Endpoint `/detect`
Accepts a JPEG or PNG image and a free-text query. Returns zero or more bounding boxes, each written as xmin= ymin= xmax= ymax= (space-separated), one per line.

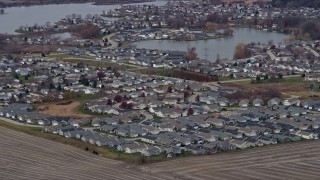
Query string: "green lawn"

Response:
xmin=56 ymin=58 xmax=134 ymax=71
xmin=78 ymin=93 xmax=98 ymax=102
xmin=277 ymin=76 xmax=305 ymax=84
xmin=250 ymin=76 xmax=305 ymax=85
xmin=218 ymin=76 xmax=234 ymax=81
xmin=50 ymin=54 xmax=165 ymax=73
xmin=18 ymin=74 xmax=34 ymax=82
xmin=48 ymin=54 xmax=95 ymax=60
xmin=228 ymin=76 xmax=305 ymax=86
xmin=0 ymin=120 xmax=43 ymax=135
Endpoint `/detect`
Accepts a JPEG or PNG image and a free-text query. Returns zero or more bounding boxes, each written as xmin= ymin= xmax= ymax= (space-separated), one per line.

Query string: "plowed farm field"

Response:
xmin=1 ymin=126 xmax=320 ymax=180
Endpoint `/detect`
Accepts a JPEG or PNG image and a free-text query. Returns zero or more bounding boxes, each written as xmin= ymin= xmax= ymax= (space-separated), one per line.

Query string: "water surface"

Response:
xmin=133 ymin=28 xmax=289 ymax=61
xmin=0 ymin=0 xmax=168 ymax=34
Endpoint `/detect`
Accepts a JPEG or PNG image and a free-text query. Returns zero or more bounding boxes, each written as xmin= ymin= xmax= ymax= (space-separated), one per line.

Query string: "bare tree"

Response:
xmin=234 ymin=43 xmax=251 ymax=59
xmin=184 ymin=47 xmax=198 ymax=61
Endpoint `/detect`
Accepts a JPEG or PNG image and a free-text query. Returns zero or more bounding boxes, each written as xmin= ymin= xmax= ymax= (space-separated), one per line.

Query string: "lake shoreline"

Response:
xmin=0 ymin=0 xmax=155 ymax=8
xmin=132 ymin=28 xmax=289 ymax=61
xmin=0 ymin=1 xmax=168 ymax=34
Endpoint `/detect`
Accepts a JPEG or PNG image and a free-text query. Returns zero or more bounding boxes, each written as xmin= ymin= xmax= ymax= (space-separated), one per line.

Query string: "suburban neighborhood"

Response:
xmin=3 ymin=0 xmax=320 ymax=179
xmin=1 ymin=0 xmax=320 ymax=164
xmin=1 ymin=54 xmax=320 ymax=158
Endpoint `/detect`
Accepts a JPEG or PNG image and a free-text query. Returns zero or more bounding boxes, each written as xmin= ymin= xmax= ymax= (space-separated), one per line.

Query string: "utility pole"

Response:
xmin=42 ymin=30 xmax=46 ymax=57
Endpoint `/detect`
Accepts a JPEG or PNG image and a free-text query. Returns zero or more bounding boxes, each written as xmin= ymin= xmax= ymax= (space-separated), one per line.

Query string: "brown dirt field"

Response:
xmin=226 ymin=82 xmax=308 ymax=92
xmin=142 ymin=140 xmax=320 ymax=180
xmin=2 ymin=126 xmax=320 ymax=180
xmin=224 ymin=80 xmax=320 ymax=99
xmin=36 ymin=101 xmax=91 ymax=118
xmin=284 ymin=91 xmax=320 ymax=100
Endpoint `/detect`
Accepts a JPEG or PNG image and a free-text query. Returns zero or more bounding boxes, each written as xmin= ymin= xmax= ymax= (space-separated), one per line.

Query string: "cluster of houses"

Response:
xmin=7 ymin=0 xmax=320 ymax=83
xmin=54 ymin=34 xmax=320 ymax=81
xmin=3 ymin=94 xmax=320 ymax=156
xmin=2 ymin=0 xmax=320 ymax=158
xmin=57 ymin=45 xmax=190 ymax=68
xmin=104 ymin=1 xmax=320 ymax=32
xmin=182 ymin=40 xmax=320 ymax=79
xmin=59 ymin=96 xmax=320 ymax=152
xmin=56 ymin=39 xmax=320 ymax=81
xmin=44 ymin=125 xmax=163 ymax=156
xmin=112 ymin=28 xmax=216 ymax=42
xmin=2 ymin=55 xmax=320 ymax=157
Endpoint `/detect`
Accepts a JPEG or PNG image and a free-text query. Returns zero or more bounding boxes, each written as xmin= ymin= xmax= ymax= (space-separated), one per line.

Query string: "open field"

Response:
xmin=45 ymin=55 xmax=135 ymax=71
xmin=2 ymin=125 xmax=320 ymax=180
xmin=35 ymin=93 xmax=110 ymax=118
xmin=224 ymin=76 xmax=320 ymax=99
xmin=36 ymin=101 xmax=92 ymax=118
xmin=0 ymin=126 xmax=170 ymax=180
xmin=0 ymin=120 xmax=165 ymax=164
xmin=141 ymin=140 xmax=320 ymax=180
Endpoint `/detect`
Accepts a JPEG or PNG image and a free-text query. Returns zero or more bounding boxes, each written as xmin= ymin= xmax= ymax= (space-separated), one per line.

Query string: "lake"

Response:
xmin=133 ymin=28 xmax=289 ymax=61
xmin=0 ymin=0 xmax=168 ymax=34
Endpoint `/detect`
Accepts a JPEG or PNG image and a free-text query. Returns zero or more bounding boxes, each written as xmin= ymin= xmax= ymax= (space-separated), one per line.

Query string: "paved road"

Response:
xmin=105 ymin=33 xmax=118 ymax=49
xmin=305 ymin=46 xmax=320 ymax=57
xmin=188 ymin=92 xmax=201 ymax=103
xmin=139 ymin=110 xmax=153 ymax=120
xmin=267 ymin=50 xmax=277 ymax=60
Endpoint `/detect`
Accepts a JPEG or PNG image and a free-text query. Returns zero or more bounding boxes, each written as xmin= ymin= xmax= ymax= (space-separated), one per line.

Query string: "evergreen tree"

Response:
xmin=57 ymin=84 xmax=62 ymax=91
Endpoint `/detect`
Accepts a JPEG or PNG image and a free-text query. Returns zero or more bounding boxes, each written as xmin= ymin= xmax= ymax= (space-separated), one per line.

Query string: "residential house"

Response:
xmin=253 ymin=98 xmax=264 ymax=107
xmin=239 ymin=99 xmax=250 ymax=107
xmin=230 ymin=139 xmax=249 ymax=149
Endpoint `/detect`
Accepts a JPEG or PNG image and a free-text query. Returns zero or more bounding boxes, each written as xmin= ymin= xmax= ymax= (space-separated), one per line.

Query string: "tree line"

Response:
xmin=69 ymin=23 xmax=100 ymax=39
xmin=224 ymin=88 xmax=281 ymax=102
xmin=272 ymin=0 xmax=320 ymax=8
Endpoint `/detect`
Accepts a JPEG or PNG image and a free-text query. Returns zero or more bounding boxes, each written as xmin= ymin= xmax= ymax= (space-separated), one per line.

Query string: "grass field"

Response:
xmin=47 ymin=54 xmax=92 ymax=59
xmin=47 ymin=54 xmax=137 ymax=71
xmin=224 ymin=76 xmax=320 ymax=99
